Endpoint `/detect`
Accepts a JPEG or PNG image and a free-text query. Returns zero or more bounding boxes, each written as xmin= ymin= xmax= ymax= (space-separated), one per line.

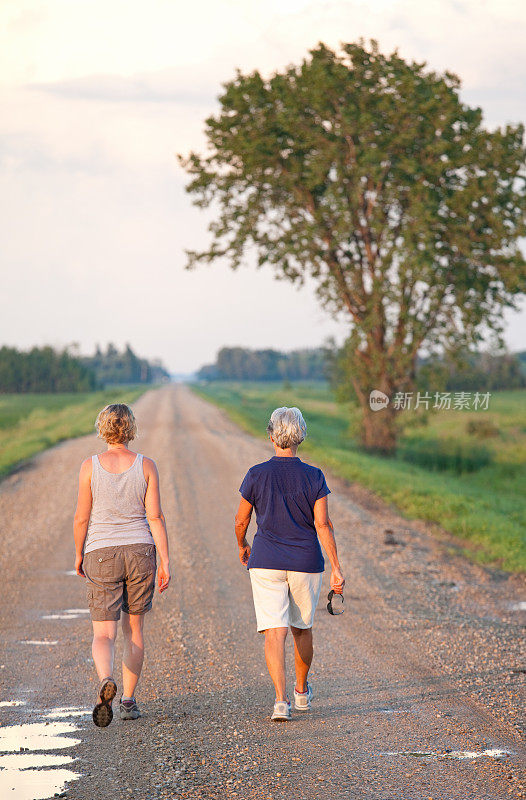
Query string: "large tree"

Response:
xmin=179 ymin=40 xmax=526 ymax=452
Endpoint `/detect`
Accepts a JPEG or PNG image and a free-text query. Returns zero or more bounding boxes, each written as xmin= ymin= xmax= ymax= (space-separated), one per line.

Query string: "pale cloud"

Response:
xmin=0 ymin=0 xmax=266 ymax=84
xmin=3 ymin=0 xmax=525 ymax=94
xmin=0 ymin=82 xmax=205 ymax=173
xmin=1 ymin=0 xmax=525 ymax=372
xmin=32 ymin=72 xmax=216 ymax=105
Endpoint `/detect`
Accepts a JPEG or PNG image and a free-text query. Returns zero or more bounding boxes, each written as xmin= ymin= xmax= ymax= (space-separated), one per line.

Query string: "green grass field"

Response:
xmin=0 ymin=387 xmax=150 ymax=479
xmin=192 ymin=382 xmax=526 ymax=573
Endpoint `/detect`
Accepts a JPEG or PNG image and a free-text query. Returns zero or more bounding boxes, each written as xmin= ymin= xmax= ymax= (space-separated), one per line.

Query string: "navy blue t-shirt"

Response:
xmin=239 ymin=456 xmax=330 ymax=573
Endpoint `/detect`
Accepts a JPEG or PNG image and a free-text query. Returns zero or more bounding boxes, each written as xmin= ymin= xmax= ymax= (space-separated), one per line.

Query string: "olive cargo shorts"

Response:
xmin=83 ymin=543 xmax=157 ymax=621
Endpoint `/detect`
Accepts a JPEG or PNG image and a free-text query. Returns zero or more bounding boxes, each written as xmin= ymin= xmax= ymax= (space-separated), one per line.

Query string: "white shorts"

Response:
xmin=249 ymin=568 xmax=323 ymax=632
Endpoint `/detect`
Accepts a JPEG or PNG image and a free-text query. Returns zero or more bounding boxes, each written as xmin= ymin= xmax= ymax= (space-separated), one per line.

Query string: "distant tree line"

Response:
xmin=197 ymin=347 xmax=330 ymax=382
xmin=332 ymin=346 xmax=526 ymax=400
xmin=82 ymin=343 xmax=170 ymax=386
xmin=0 ymin=346 xmax=98 ymax=393
xmin=420 ymin=350 xmax=526 ymax=392
xmin=0 ymin=343 xmax=170 ymax=393
xmin=199 ymin=346 xmax=526 ymax=391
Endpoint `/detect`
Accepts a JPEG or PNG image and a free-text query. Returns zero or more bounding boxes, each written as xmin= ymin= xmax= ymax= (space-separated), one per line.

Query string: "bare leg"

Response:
xmin=121 ymin=612 xmax=145 ymax=698
xmin=92 ymin=620 xmax=118 ymax=681
xmin=263 ymin=627 xmax=288 ymax=701
xmin=291 ymin=626 xmax=313 ymax=693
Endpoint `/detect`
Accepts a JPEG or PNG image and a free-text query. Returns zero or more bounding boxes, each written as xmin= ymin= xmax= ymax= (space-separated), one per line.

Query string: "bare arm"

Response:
xmin=73 ymin=458 xmax=93 ymax=576
xmin=235 ymin=497 xmax=253 ymax=565
xmin=144 ymin=457 xmax=170 ymax=592
xmin=314 ymin=495 xmax=345 ymax=593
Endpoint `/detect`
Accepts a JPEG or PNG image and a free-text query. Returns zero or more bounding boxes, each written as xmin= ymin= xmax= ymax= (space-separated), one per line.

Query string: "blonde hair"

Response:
xmin=95 ymin=403 xmax=137 ymax=444
xmin=266 ymin=406 xmax=307 ymax=449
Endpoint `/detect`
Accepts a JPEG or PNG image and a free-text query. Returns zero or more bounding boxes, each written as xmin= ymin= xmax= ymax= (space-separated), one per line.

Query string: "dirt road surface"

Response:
xmin=0 ymin=385 xmax=524 ymax=800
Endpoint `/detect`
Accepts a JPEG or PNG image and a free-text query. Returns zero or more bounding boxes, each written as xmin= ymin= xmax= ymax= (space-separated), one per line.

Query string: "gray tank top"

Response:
xmin=84 ymin=453 xmax=154 ymax=554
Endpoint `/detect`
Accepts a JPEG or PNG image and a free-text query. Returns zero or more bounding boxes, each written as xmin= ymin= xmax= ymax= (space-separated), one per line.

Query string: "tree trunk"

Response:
xmin=360 ymin=404 xmax=397 ymax=454
xmin=350 ymin=350 xmax=398 ymax=455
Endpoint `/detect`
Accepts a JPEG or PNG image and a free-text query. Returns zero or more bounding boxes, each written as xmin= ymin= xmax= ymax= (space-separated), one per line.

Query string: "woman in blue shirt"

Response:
xmin=235 ymin=406 xmax=345 ymax=721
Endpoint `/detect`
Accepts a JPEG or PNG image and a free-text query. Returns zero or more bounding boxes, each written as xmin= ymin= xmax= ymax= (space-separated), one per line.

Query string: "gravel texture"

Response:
xmin=0 ymin=384 xmax=524 ymax=800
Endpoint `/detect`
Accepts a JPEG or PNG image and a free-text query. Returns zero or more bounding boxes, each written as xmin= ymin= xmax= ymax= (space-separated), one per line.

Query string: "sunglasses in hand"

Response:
xmin=326 ymin=589 xmax=345 ymax=615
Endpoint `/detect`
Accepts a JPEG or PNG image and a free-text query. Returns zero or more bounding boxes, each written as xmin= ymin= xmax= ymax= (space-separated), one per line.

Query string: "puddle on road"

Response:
xmin=380 ymin=748 xmax=511 ymax=761
xmin=42 ymin=608 xmax=90 ymax=621
xmin=0 ymin=753 xmax=74 ymax=769
xmin=0 ymin=709 xmax=84 ymax=800
xmin=378 ymin=750 xmax=434 ymax=758
xmin=43 ymin=707 xmax=90 ymax=720
xmin=0 ymin=765 xmax=80 ymax=800
xmin=509 ymin=601 xmax=526 ymax=611
xmin=376 ymin=708 xmax=411 ymax=715
xmin=0 ymin=721 xmax=81 ymax=751
xmin=446 ymin=748 xmax=511 ymax=760
xmin=19 ymin=641 xmax=58 ymax=646
xmin=0 ymin=701 xmax=27 ymax=708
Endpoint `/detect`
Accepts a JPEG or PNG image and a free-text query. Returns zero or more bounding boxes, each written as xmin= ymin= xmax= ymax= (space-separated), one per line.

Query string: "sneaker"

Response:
xmin=294 ymin=681 xmax=313 ymax=711
xmin=271 ymin=699 xmax=291 ymax=721
xmin=92 ymin=677 xmax=117 ymax=728
xmin=119 ymin=697 xmax=141 ymax=720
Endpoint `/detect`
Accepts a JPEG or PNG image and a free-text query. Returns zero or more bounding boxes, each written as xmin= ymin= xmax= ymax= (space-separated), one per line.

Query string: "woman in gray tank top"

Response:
xmin=73 ymin=403 xmax=170 ymax=727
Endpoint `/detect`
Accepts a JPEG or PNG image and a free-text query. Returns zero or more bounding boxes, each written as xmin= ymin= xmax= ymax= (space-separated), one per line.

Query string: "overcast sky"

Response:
xmin=1 ymin=0 xmax=525 ymax=374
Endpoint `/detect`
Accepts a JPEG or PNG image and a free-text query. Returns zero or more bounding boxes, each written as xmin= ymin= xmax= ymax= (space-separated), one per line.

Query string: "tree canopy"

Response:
xmin=180 ymin=40 xmax=526 ymax=451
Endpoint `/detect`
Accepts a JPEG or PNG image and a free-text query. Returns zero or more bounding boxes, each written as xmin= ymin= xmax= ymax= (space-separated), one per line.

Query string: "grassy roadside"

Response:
xmin=0 ymin=386 xmax=152 ymax=479
xmin=192 ymin=382 xmax=526 ymax=573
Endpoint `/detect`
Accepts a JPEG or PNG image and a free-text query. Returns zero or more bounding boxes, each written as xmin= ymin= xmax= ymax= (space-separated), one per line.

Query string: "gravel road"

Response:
xmin=0 ymin=384 xmax=524 ymax=800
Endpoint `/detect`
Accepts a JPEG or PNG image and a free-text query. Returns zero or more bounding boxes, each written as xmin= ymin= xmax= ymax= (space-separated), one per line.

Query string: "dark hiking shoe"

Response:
xmin=119 ymin=697 xmax=141 ymax=720
xmin=93 ymin=677 xmax=117 ymax=728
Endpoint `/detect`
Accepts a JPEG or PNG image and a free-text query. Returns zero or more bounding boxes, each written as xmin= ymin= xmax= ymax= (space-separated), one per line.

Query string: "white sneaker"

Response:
xmin=294 ymin=682 xmax=313 ymax=711
xmin=271 ymin=699 xmax=292 ymax=721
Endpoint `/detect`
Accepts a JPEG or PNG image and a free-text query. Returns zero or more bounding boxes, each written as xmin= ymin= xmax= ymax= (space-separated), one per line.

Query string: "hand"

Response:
xmin=158 ymin=561 xmax=171 ymax=593
xmin=330 ymin=567 xmax=345 ymax=594
xmin=239 ymin=542 xmax=251 ymax=566
xmin=75 ymin=553 xmax=85 ymax=577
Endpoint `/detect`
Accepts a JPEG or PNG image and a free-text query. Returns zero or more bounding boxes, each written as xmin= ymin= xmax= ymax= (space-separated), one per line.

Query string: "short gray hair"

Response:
xmin=266 ymin=406 xmax=307 ymax=449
